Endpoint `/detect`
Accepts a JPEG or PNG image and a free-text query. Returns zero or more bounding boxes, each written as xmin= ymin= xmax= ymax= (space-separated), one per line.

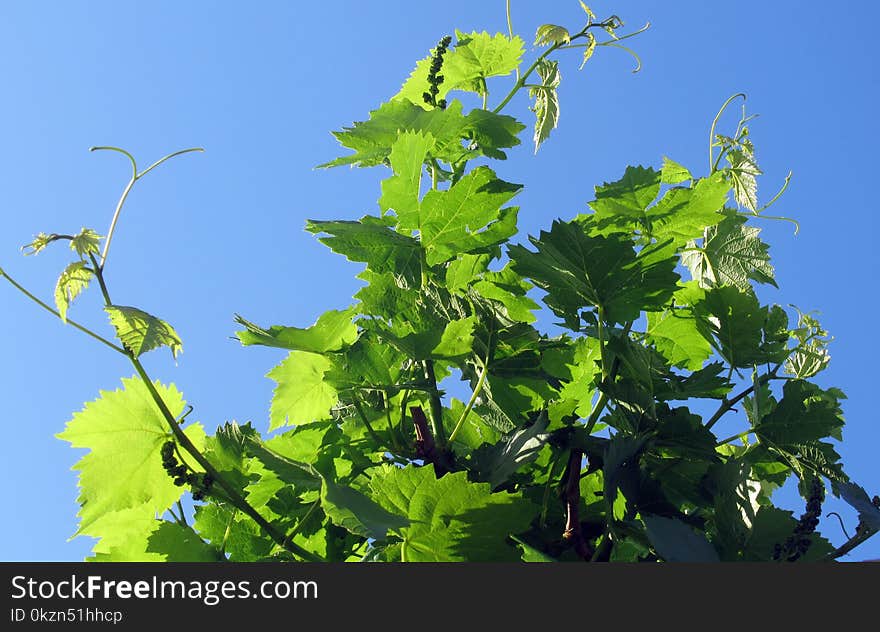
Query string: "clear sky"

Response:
xmin=1 ymin=1 xmax=877 ymax=561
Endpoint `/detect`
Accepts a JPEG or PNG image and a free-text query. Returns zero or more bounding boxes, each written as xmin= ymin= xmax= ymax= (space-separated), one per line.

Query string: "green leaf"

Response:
xmin=69 ymin=228 xmax=102 ymax=260
xmin=104 ymin=305 xmax=183 ymax=359
xmin=446 ymin=253 xmax=490 ymax=291
xmin=432 ymin=316 xmax=476 ymax=359
xmin=54 ymin=261 xmax=93 ymax=323
xmin=647 ymin=173 xmax=730 ymax=250
xmin=194 ymin=504 xmax=275 ymax=561
xmin=235 ymin=307 xmax=358 ymax=354
xmin=512 ymin=535 xmax=556 ymax=562
xmin=267 ymin=351 xmax=338 ymax=430
xmin=660 ymin=157 xmax=693 ymax=184
xmin=21 ymin=232 xmax=55 ymax=256
xmin=370 ymin=465 xmax=536 ymax=561
xmin=697 ymin=286 xmax=788 ymax=368
xmin=470 ymin=414 xmax=549 ymax=488
xmin=306 ymin=215 xmax=422 ymax=284
xmin=682 ymin=213 xmax=776 ymax=290
xmin=534 ymin=24 xmax=570 ymax=47
xmin=836 ymin=482 xmax=880 ymax=531
xmin=754 ymin=380 xmax=845 ymax=447
xmin=589 ymin=165 xmax=661 ymax=223
xmin=785 ymin=310 xmax=831 ymax=379
xmin=646 ymin=308 xmax=713 ymax=371
xmin=725 ymin=144 xmax=761 ymax=212
xmin=85 ymin=510 xmax=219 ymax=562
xmin=644 ymin=515 xmax=721 ymax=562
xmin=417 ymin=166 xmax=522 ymax=265
xmin=579 ymin=32 xmax=597 ymax=69
xmin=378 ymin=130 xmax=434 ymax=226
xmin=56 ymin=377 xmax=205 ymax=534
xmin=529 ymin=59 xmax=561 ymax=153
xmin=396 ymin=31 xmax=525 ymax=107
xmin=509 ymin=218 xmax=679 ymax=327
xmin=320 ymin=477 xmax=408 ymax=540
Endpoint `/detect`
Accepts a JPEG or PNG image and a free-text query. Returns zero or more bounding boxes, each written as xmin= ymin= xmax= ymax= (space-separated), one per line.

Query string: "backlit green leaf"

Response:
xmin=235 ymin=308 xmax=358 ymax=354
xmin=55 ymin=261 xmax=93 ymax=323
xmin=105 ymin=305 xmax=183 ymax=359
xmin=267 ymin=351 xmax=338 ymax=430
xmin=529 ymin=59 xmax=561 ymax=153
xmin=56 ymin=377 xmax=205 ymax=535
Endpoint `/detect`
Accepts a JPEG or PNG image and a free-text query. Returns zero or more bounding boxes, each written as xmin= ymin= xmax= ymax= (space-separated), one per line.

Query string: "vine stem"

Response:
xmin=89 ymin=260 xmax=322 ymax=562
xmin=708 ymin=93 xmax=746 ymax=173
xmin=705 ymin=367 xmax=779 ymax=431
xmin=91 ymin=146 xmax=203 ymax=271
xmin=447 ymin=353 xmax=489 ymax=444
xmin=0 ymin=268 xmax=126 ymax=354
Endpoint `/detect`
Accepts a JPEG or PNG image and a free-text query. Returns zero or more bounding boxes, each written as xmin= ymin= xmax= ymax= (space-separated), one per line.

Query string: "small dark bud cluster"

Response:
xmin=422 ymin=35 xmax=452 ymax=110
xmin=160 ymin=440 xmax=214 ymax=501
xmin=773 ymin=476 xmax=825 ymax=562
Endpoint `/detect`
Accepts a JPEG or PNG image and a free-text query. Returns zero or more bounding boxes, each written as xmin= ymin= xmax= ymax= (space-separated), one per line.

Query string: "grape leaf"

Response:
xmin=529 ymin=59 xmax=560 ymax=153
xmin=306 ymin=215 xmax=422 ymax=284
xmin=836 ymin=482 xmax=880 ymax=531
xmin=84 ymin=509 xmax=219 ymax=562
xmin=105 ymin=305 xmax=183 ymax=359
xmin=509 ymin=218 xmax=679 ymax=327
xmin=644 ymin=514 xmax=721 ymax=562
xmin=754 ymin=380 xmax=845 ymax=447
xmin=431 ymin=316 xmax=476 ymax=359
xmin=534 ymin=24 xmax=570 ymax=47
xmin=646 ymin=308 xmax=712 ymax=370
xmin=682 ymin=213 xmax=776 ymax=290
xmin=194 ymin=504 xmax=275 ymax=561
xmin=647 ymin=173 xmax=730 ymax=250
xmin=417 ymin=166 xmax=522 ymax=265
xmin=370 ymin=465 xmax=536 ymax=561
xmin=69 ymin=228 xmax=102 ymax=260
xmin=660 ymin=157 xmax=692 ymax=184
xmin=396 ymin=31 xmax=525 ymax=107
xmin=589 ymin=165 xmax=661 ymax=223
xmin=55 ymin=261 xmax=93 ymax=323
xmin=378 ymin=130 xmax=434 ymax=225
xmin=320 ymin=477 xmax=408 ymax=541
xmin=470 ymin=413 xmax=550 ymax=488
xmin=235 ymin=307 xmax=358 ymax=354
xmin=56 ymin=377 xmax=205 ymax=534
xmin=725 ymin=144 xmax=761 ymax=212
xmin=267 ymin=351 xmax=338 ymax=430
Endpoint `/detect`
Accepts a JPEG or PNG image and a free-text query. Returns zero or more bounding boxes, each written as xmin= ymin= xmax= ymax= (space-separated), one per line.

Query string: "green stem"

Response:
xmin=447 ymin=354 xmax=489 ymax=444
xmin=128 ymin=354 xmax=322 ymax=562
xmin=506 ymin=0 xmax=519 ymax=81
xmin=0 ymin=269 xmax=126 ymax=354
xmin=705 ymin=369 xmax=778 ymax=430
xmin=716 ymin=430 xmax=756 ymax=446
xmin=92 ymin=146 xmax=203 ymax=271
xmin=423 ymin=360 xmax=447 ymax=447
xmin=351 ymin=394 xmax=385 ymax=448
xmin=708 ymin=93 xmax=746 ymax=173
xmin=176 ymin=499 xmax=188 ymax=526
xmin=492 ymin=43 xmax=560 ymax=114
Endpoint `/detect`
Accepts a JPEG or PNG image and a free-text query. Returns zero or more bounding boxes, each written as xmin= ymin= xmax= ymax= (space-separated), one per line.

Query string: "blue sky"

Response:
xmin=1 ymin=0 xmax=876 ymax=561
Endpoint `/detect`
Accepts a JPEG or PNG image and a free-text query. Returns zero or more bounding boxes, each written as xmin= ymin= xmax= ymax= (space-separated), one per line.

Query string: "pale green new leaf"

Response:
xmin=267 ymin=351 xmax=338 ymax=430
xmin=70 ymin=228 xmax=102 ymax=260
xmin=235 ymin=308 xmax=358 ymax=354
xmin=395 ymin=31 xmax=525 ymax=107
xmin=105 ymin=305 xmax=183 ymax=359
xmin=726 ymin=145 xmax=761 ymax=212
xmin=529 ymin=59 xmax=561 ymax=153
xmin=55 ymin=261 xmax=93 ymax=323
xmin=682 ymin=214 xmax=776 ymax=290
xmin=579 ymin=32 xmax=597 ymax=69
xmin=56 ymin=377 xmax=205 ymax=535
xmin=534 ymin=24 xmax=570 ymax=47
